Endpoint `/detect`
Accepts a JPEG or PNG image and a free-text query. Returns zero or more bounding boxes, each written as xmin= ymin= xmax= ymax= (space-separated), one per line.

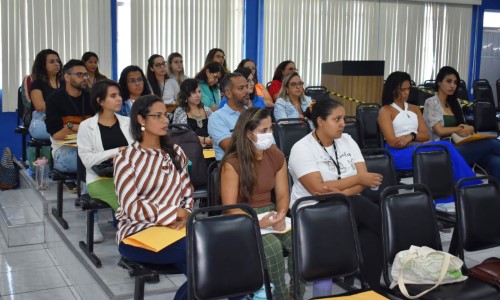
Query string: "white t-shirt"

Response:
xmin=161 ymin=78 xmax=180 ymax=105
xmin=288 ymin=132 xmax=364 ymax=207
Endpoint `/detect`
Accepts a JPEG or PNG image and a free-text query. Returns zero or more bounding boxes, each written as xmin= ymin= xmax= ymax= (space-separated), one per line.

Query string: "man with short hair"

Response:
xmin=45 ymin=59 xmax=94 ymax=173
xmin=208 ymin=73 xmax=249 ymax=160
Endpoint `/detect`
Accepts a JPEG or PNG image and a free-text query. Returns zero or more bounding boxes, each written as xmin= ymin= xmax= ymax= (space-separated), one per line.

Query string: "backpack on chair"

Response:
xmin=0 ymin=147 xmax=19 ymax=190
xmin=169 ymin=124 xmax=208 ymax=187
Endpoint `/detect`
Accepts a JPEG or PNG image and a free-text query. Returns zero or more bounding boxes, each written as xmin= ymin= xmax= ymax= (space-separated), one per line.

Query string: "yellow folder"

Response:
xmin=313 ymin=290 xmax=388 ymax=300
xmin=122 ymin=226 xmax=186 ymax=252
xmin=203 ymin=149 xmax=215 ymax=159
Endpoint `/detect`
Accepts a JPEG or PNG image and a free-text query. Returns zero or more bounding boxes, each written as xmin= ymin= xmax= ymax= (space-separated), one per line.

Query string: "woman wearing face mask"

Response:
xmin=220 ymin=108 xmax=303 ymax=299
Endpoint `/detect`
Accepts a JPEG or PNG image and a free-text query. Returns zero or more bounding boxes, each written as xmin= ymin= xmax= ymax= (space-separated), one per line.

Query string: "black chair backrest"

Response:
xmin=380 ymin=184 xmax=442 ymax=286
xmin=207 ymin=160 xmax=220 ymax=209
xmin=496 ymin=79 xmax=500 ymax=107
xmin=456 ymin=176 xmax=500 ymax=257
xmin=457 ymin=80 xmax=469 ymax=101
xmin=421 ymin=80 xmax=436 ymax=90
xmin=291 ymin=194 xmax=365 ymax=297
xmin=473 ymin=79 xmax=495 ymax=105
xmin=356 ymin=103 xmax=383 ymax=149
xmin=413 ymin=144 xmax=454 ymax=199
xmin=361 ymin=148 xmax=397 ymax=203
xmin=304 ymin=86 xmax=330 ymax=101
xmin=187 ymin=204 xmax=272 ymax=300
xmin=275 ymin=118 xmax=311 ymax=157
xmin=407 ymin=86 xmax=428 ymax=107
xmin=474 ymin=101 xmax=498 ymax=133
xmin=343 ymin=116 xmax=363 ymax=148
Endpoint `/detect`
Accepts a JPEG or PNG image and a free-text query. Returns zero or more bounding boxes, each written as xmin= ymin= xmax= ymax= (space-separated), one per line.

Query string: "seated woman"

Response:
xmin=378 ymin=71 xmax=475 ymax=202
xmin=118 ymin=65 xmax=151 ymax=116
xmin=29 ymin=49 xmax=64 ymax=140
xmin=167 ymin=52 xmax=188 ymax=85
xmin=424 ymin=66 xmax=500 ymax=182
xmin=194 ymin=62 xmax=226 ymax=111
xmin=268 ymin=60 xmax=297 ymax=102
xmin=114 ymin=95 xmax=193 ymax=300
xmin=219 ymin=67 xmax=265 ymax=109
xmin=220 ymin=108 xmax=303 ymax=299
xmin=204 ymin=48 xmax=229 ymax=73
xmin=288 ymin=99 xmax=383 ymax=295
xmin=237 ymin=59 xmax=273 ymax=107
xmin=78 ymin=80 xmax=133 ymax=242
xmin=81 ymin=51 xmax=107 ymax=89
xmin=172 ymin=78 xmax=214 ymax=147
xmin=274 ymin=72 xmax=312 ymax=122
xmin=147 ymin=54 xmax=180 ymax=112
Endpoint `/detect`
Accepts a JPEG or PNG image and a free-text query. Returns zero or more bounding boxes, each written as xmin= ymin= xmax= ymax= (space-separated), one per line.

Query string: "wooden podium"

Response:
xmin=321 ymin=61 xmax=384 ymax=115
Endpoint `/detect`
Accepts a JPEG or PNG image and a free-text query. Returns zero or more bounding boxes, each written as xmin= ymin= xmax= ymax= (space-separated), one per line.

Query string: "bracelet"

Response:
xmin=410 ymin=132 xmax=417 ymax=141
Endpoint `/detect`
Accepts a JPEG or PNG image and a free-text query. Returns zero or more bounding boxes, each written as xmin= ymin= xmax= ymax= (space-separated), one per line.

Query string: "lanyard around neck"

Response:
xmin=314 ymin=130 xmax=341 ymax=180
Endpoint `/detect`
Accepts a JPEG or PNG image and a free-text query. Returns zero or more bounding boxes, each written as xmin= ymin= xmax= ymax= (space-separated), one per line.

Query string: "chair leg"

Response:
xmin=51 ymin=180 xmax=69 ymax=229
xmin=79 ymin=209 xmax=102 ymax=268
xmin=21 ymin=134 xmax=27 ymax=163
xmin=134 ymin=276 xmax=145 ymax=300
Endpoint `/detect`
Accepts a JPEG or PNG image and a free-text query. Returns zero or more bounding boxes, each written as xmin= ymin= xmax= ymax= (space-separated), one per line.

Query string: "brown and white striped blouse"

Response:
xmin=114 ymin=141 xmax=194 ymax=244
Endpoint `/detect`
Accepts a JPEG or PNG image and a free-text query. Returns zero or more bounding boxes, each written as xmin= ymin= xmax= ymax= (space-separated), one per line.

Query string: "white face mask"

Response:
xmin=250 ymin=132 xmax=274 ymax=151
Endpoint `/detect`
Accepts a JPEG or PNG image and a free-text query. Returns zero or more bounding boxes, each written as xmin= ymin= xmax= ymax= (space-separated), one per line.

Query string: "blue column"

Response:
xmin=111 ymin=0 xmax=118 ymax=80
xmin=243 ymin=0 xmax=264 ymax=80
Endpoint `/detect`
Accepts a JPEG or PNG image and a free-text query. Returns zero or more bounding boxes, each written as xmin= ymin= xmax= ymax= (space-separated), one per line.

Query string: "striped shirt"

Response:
xmin=114 ymin=141 xmax=194 ymax=244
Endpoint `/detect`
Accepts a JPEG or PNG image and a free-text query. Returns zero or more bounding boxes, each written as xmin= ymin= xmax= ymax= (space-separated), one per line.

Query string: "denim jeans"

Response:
xmin=29 ymin=111 xmax=51 ymax=140
xmin=455 ymin=138 xmax=500 ymax=182
xmin=53 ymin=146 xmax=77 ymax=173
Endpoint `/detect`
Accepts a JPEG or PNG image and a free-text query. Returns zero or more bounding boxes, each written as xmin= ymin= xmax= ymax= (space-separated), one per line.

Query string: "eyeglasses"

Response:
xmin=128 ymin=77 xmax=144 ymax=84
xmin=147 ymin=112 xmax=170 ymax=121
xmin=68 ymin=72 xmax=90 ymax=79
xmin=47 ymin=59 xmax=61 ymax=64
xmin=288 ymin=81 xmax=304 ymax=88
xmin=154 ymin=62 xmax=167 ymax=68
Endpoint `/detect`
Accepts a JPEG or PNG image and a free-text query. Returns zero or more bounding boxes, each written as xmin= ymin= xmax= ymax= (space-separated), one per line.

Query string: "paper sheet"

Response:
xmin=122 ymin=226 xmax=186 ymax=252
xmin=257 ymin=212 xmax=291 ymax=235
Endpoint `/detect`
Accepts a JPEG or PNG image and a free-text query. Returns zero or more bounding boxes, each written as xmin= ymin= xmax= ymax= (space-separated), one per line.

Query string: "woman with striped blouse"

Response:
xmin=114 ymin=95 xmax=193 ymax=300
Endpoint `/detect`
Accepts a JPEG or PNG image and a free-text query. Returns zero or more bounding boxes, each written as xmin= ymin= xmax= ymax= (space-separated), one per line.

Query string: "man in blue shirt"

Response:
xmin=208 ymin=73 xmax=249 ymax=160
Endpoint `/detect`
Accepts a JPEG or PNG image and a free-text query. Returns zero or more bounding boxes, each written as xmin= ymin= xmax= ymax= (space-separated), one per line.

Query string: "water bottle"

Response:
xmin=34 ymin=157 xmax=49 ymax=190
xmin=253 ymin=283 xmax=274 ymax=300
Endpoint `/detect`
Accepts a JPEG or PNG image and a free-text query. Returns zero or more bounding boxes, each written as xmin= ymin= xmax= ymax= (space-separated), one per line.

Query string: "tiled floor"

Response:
xmin=1 ymin=173 xmax=499 ymax=299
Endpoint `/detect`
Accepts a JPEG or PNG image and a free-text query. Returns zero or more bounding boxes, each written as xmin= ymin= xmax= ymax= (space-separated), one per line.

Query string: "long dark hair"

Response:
xmin=381 ymin=71 xmax=412 ymax=106
xmin=434 ymin=66 xmax=465 ymax=123
xmin=90 ymin=79 xmax=120 ymax=113
xmin=220 ymin=108 xmax=271 ymax=201
xmin=237 ymin=58 xmax=259 ymax=82
xmin=118 ymin=65 xmax=151 ymax=100
xmin=130 ymin=95 xmax=181 ymax=170
xmin=177 ymin=78 xmax=202 ymax=112
xmin=147 ymin=54 xmax=169 ymax=98
xmin=195 ymin=61 xmax=226 ymax=84
xmin=31 ymin=49 xmax=62 ymax=82
xmin=204 ymin=48 xmax=228 ymax=71
xmin=272 ymin=60 xmax=294 ymax=81
xmin=81 ymin=52 xmax=107 ymax=80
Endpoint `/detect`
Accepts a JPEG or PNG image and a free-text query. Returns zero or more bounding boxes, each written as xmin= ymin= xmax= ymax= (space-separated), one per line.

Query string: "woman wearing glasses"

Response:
xmin=274 ymin=72 xmax=312 ymax=122
xmin=118 ymin=65 xmax=151 ymax=117
xmin=194 ymin=62 xmax=226 ymax=112
xmin=29 ymin=49 xmax=64 ymax=140
xmin=81 ymin=52 xmax=107 ymax=89
xmin=167 ymin=52 xmax=188 ymax=85
xmin=114 ymin=94 xmax=193 ymax=300
xmin=147 ymin=54 xmax=180 ymax=112
xmin=204 ymin=48 xmax=229 ymax=73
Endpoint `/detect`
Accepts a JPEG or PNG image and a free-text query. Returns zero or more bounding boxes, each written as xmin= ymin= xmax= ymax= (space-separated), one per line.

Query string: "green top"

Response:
xmin=443 ymin=115 xmax=458 ymax=127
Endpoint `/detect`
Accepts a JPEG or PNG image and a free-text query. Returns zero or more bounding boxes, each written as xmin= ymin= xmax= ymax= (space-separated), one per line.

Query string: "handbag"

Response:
xmin=91 ymin=160 xmax=114 ymax=177
xmin=468 ymin=257 xmax=500 ymax=287
xmin=390 ymin=245 xmax=467 ymax=299
xmin=0 ymin=147 xmax=19 ymax=190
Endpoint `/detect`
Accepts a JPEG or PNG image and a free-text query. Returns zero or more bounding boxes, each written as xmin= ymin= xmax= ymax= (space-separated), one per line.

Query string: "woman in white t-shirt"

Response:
xmin=288 ymin=99 xmax=383 ymax=296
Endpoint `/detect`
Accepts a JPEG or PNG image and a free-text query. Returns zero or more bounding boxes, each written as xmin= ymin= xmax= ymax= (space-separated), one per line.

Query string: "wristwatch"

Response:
xmin=66 ymin=122 xmax=74 ymax=130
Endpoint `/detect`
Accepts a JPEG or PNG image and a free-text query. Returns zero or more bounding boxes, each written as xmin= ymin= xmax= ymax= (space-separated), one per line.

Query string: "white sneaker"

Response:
xmin=93 ymin=223 xmax=104 ymax=243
